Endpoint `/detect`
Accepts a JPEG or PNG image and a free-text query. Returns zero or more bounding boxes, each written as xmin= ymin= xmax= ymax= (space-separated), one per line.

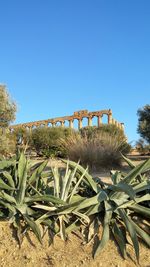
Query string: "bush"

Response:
xmin=80 ymin=125 xmax=131 ymax=154
xmin=137 ymin=104 xmax=150 ymax=143
xmin=0 ymin=85 xmax=17 ymax=156
xmin=136 ymin=138 xmax=150 ymax=155
xmin=80 ymin=124 xmax=125 ymax=137
xmin=60 ymin=131 xmax=129 ymax=169
xmin=0 ymin=130 xmax=16 ymax=157
xmin=30 ymin=126 xmax=75 ymax=158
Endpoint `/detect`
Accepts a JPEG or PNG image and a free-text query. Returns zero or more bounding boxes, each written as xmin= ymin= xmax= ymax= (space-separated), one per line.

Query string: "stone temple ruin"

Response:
xmin=10 ymin=109 xmax=124 ymax=131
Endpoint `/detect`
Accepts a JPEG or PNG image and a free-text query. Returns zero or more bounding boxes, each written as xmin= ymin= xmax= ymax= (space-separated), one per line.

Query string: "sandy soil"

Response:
xmin=0 ymin=221 xmax=150 ymax=267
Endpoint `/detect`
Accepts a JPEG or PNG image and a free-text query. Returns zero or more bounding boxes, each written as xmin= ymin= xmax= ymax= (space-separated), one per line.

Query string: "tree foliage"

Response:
xmin=0 ymin=85 xmax=17 ymax=156
xmin=31 ymin=126 xmax=75 ymax=157
xmin=0 ymin=85 xmax=16 ymax=127
xmin=137 ymin=105 xmax=150 ymax=143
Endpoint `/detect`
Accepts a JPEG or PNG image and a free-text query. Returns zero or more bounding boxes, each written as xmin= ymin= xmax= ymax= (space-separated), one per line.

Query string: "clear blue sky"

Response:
xmin=0 ymin=0 xmax=150 ymax=144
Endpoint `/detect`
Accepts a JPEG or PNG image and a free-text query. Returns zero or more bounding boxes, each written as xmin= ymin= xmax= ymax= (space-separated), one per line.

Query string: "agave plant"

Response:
xmin=88 ymin=156 xmax=150 ymax=262
xmin=0 ymin=153 xmax=98 ymax=244
xmin=0 ymin=152 xmax=149 ymax=264
xmin=56 ymin=158 xmax=150 ymax=263
xmin=0 ymin=153 xmax=51 ymax=244
xmin=31 ymin=160 xmax=99 ymax=241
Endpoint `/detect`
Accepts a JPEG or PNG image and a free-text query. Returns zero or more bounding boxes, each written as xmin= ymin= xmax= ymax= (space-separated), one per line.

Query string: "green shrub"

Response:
xmin=60 ymin=131 xmax=130 ymax=169
xmin=31 ymin=126 xmax=75 ymax=158
xmin=0 ymin=85 xmax=17 ymax=157
xmin=80 ymin=124 xmax=124 ymax=137
xmin=0 ymin=130 xmax=16 ymax=157
xmin=136 ymin=138 xmax=150 ymax=155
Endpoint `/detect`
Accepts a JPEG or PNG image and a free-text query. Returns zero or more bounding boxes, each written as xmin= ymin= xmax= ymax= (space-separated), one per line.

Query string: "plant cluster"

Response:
xmin=12 ymin=124 xmax=131 ymax=168
xmin=0 ymin=152 xmax=149 ymax=263
xmin=29 ymin=126 xmax=74 ymax=158
xmin=60 ymin=130 xmax=130 ymax=169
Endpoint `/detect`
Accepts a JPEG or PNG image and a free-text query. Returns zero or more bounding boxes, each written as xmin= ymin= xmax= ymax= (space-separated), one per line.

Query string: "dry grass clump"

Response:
xmin=60 ymin=132 xmax=128 ymax=169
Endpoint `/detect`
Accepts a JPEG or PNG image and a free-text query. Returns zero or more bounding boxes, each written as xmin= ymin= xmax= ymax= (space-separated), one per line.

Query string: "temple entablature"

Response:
xmin=10 ymin=109 xmax=124 ymax=131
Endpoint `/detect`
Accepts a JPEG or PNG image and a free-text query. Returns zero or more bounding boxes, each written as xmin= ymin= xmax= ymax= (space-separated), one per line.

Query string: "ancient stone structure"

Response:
xmin=9 ymin=109 xmax=124 ymax=131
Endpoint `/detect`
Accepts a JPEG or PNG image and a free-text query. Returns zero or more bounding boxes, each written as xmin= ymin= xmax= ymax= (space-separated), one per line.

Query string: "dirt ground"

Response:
xmin=0 ymin=156 xmax=149 ymax=267
xmin=0 ymin=221 xmax=150 ymax=267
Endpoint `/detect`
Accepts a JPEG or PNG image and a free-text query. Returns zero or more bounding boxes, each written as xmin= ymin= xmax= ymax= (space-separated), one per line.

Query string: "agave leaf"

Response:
xmin=86 ymin=203 xmax=103 ymax=216
xmin=121 ymin=154 xmax=145 ymax=182
xmin=52 ymin=167 xmax=60 ymax=198
xmin=119 ymin=209 xmax=139 ymax=262
xmin=66 ymin=219 xmax=82 ymax=234
xmin=50 ymin=199 xmax=86 ymax=216
xmin=131 ymin=219 xmax=150 ymax=247
xmin=16 ymin=158 xmax=28 ymax=204
xmin=1 ymin=171 xmax=15 ymax=188
xmin=76 ymin=190 xmax=107 ymax=211
xmin=60 ymin=161 xmax=71 ymax=200
xmin=29 ymin=160 xmax=48 ymax=184
xmin=121 ymin=154 xmax=136 ymax=168
xmin=59 ymin=215 xmax=66 ymax=241
xmin=87 ymin=217 xmax=100 ymax=242
xmin=0 ymin=200 xmax=16 ymax=213
xmin=25 ymin=195 xmax=66 ymax=205
xmin=23 ymin=214 xmax=42 ymax=243
xmin=18 ymin=153 xmax=27 ymax=187
xmin=68 ymin=167 xmax=88 ymax=202
xmin=73 ymin=210 xmax=90 ymax=224
xmin=109 ymin=183 xmax=135 ymax=201
xmin=111 ymin=171 xmax=122 ymax=184
xmin=32 ymin=204 xmax=57 ymax=211
xmin=62 ymin=160 xmax=98 ymax=193
xmin=122 ymin=159 xmax=150 ymax=185
xmin=35 ymin=199 xmax=86 ymax=223
xmin=16 ymin=203 xmax=28 ymax=214
xmin=119 ymin=194 xmax=150 ymax=209
xmin=41 ymin=170 xmax=52 ymax=179
xmin=0 ymin=178 xmax=15 ymax=190
xmin=63 ymin=162 xmax=81 ymax=202
xmin=0 ymin=160 xmax=15 ymax=169
xmin=0 ymin=191 xmax=16 ymax=204
xmin=112 ymin=221 xmax=127 ymax=259
xmin=42 ymin=218 xmax=59 ymax=233
xmin=13 ymin=214 xmax=23 ymax=247
xmin=94 ymin=201 xmax=112 ymax=258
xmin=129 ymin=204 xmax=150 ymax=218
xmin=111 ymin=193 xmax=129 ymax=207
xmin=133 ymin=180 xmax=150 ymax=193
xmin=69 ymin=194 xmax=85 ymax=203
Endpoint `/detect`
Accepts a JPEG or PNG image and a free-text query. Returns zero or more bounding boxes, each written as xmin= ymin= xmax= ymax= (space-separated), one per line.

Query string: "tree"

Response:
xmin=137 ymin=104 xmax=150 ymax=143
xmin=0 ymin=85 xmax=17 ymax=156
xmin=0 ymin=85 xmax=16 ymax=127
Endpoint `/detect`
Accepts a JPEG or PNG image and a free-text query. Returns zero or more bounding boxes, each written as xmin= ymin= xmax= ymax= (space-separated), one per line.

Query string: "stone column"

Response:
xmin=88 ymin=117 xmax=92 ymax=126
xmin=111 ymin=118 xmax=115 ymax=124
xmin=60 ymin=121 xmax=65 ymax=127
xmin=97 ymin=116 xmax=102 ymax=127
xmin=78 ymin=119 xmax=82 ymax=129
xmin=29 ymin=127 xmax=32 ymax=134
xmin=121 ymin=123 xmax=124 ymax=130
xmin=108 ymin=114 xmax=112 ymax=124
xmin=69 ymin=120 xmax=73 ymax=128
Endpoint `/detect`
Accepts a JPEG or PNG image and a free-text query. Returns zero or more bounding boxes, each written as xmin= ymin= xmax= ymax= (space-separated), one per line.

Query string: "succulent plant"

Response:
xmin=0 ymin=152 xmax=149 ymax=263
